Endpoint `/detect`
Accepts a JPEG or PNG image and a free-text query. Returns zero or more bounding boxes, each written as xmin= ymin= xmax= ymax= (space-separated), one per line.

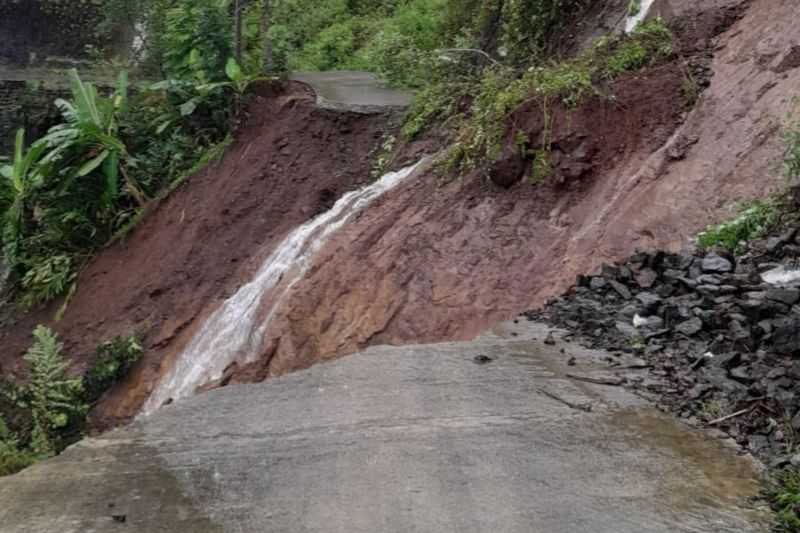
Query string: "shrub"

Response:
xmin=162 ymin=0 xmax=233 ymax=82
xmin=785 ymin=107 xmax=800 ymax=181
xmin=0 ymin=417 xmax=36 ymax=477
xmin=83 ymin=335 xmax=144 ymax=405
xmin=696 ymin=200 xmax=780 ymax=253
xmin=19 ymin=254 xmax=76 ymax=310
xmin=425 ymin=18 xmax=674 ymax=176
xmin=19 ymin=326 xmax=86 ymax=456
xmin=770 ymin=469 xmax=800 ymax=532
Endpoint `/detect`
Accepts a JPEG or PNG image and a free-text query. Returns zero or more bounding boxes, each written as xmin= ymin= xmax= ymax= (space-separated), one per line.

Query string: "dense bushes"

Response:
xmin=697 ymin=200 xmax=781 ymax=253
xmin=83 ymin=335 xmax=144 ymax=406
xmin=407 ymin=19 xmax=674 ymax=176
xmin=0 ymin=327 xmax=143 ymax=476
xmin=0 ymin=326 xmax=86 ymax=473
xmin=0 ymin=69 xmax=232 ymax=308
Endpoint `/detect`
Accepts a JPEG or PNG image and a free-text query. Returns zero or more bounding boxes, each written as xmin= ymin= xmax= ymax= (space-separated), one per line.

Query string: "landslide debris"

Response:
xmin=526 ymin=197 xmax=800 ymax=468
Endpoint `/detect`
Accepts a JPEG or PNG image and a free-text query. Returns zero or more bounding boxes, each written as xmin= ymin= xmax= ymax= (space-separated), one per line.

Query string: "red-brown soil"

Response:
xmin=0 ymin=82 xmax=396 ymax=422
xmin=3 ymin=0 xmax=799 ymax=426
xmin=223 ymin=0 xmax=800 ymax=380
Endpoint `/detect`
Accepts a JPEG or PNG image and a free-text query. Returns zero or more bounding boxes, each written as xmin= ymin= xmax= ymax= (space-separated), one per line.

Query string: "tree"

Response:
xmin=261 ymin=0 xmax=274 ymax=72
xmin=234 ymin=0 xmax=244 ymax=64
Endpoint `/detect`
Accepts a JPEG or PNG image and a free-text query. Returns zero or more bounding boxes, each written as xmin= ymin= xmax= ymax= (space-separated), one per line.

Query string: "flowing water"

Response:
xmin=625 ymin=0 xmax=657 ymax=33
xmin=142 ymin=160 xmax=424 ymax=414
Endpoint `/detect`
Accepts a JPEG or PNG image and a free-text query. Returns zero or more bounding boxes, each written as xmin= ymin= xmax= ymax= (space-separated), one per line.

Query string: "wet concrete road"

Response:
xmin=290 ymin=71 xmax=411 ymax=113
xmin=0 ymin=321 xmax=768 ymax=532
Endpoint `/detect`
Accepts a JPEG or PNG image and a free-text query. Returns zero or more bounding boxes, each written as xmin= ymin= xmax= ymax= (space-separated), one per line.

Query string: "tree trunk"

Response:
xmin=261 ymin=0 xmax=274 ymax=72
xmin=234 ymin=0 xmax=244 ymax=65
xmin=479 ymin=0 xmax=505 ymax=57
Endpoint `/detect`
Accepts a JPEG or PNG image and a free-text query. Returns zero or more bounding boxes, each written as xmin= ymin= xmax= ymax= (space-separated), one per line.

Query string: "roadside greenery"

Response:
xmin=770 ymin=469 xmax=800 ymax=532
xmin=0 ymin=327 xmax=143 ymax=476
xmin=784 ymin=105 xmax=800 ymax=182
xmin=83 ymin=335 xmax=144 ymax=406
xmin=0 ymin=68 xmax=234 ymax=309
xmin=697 ymin=108 xmax=800 ymax=252
xmin=424 ymin=19 xmax=673 ymax=177
xmin=696 ymin=200 xmax=781 ymax=253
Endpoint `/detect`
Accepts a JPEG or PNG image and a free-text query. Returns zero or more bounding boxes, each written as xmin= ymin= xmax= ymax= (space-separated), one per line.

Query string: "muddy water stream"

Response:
xmin=625 ymin=0 xmax=657 ymax=32
xmin=143 ymin=161 xmax=424 ymax=414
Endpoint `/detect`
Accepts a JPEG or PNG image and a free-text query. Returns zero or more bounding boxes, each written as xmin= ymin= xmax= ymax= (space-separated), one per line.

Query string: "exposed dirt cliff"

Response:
xmin=226 ymin=0 xmax=800 ymax=382
xmin=0 ymin=83 xmax=396 ymax=422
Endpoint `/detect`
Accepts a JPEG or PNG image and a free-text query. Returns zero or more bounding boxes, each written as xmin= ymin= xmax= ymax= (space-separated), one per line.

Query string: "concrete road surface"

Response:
xmin=0 ymin=321 xmax=768 ymax=532
xmin=291 ymin=71 xmax=411 ymax=113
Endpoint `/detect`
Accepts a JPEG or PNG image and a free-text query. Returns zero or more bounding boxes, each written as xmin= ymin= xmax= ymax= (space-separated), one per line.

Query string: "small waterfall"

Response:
xmin=143 ymin=160 xmax=424 ymax=414
xmin=625 ymin=0 xmax=656 ymax=33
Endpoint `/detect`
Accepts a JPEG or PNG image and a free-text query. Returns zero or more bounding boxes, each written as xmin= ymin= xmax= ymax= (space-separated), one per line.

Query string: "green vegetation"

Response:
xmin=785 ymin=104 xmax=800 ymax=182
xmin=697 ymin=109 xmax=800 ymax=252
xmin=83 ymin=335 xmax=144 ymax=406
xmin=0 ymin=327 xmax=143 ymax=476
xmin=0 ymin=417 xmax=36 ymax=477
xmin=769 ymin=469 xmax=800 ymax=532
xmin=427 ymin=19 xmax=673 ymax=177
xmin=696 ymin=200 xmax=781 ymax=253
xmin=21 ymin=326 xmax=86 ymax=455
xmin=1 ymin=63 xmax=240 ymax=309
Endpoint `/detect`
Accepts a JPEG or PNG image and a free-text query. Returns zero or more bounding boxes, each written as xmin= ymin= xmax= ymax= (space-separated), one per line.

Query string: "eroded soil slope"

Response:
xmin=226 ymin=0 xmax=800 ymax=381
xmin=0 ymin=83 xmax=394 ymax=420
xmin=4 ymin=0 xmax=798 ymax=425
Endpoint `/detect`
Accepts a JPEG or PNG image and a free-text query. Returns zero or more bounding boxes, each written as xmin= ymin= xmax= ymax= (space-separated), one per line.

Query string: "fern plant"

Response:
xmin=20 ymin=326 xmax=86 ymax=456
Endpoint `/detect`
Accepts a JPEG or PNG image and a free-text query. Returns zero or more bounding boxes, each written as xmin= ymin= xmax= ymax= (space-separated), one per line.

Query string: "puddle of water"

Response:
xmin=502 ymin=331 xmax=768 ymax=527
xmin=608 ymin=409 xmax=768 ymax=526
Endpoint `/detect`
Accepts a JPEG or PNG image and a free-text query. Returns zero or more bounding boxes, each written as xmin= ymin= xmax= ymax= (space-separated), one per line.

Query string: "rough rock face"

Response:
xmin=224 ymin=0 xmax=800 ymax=384
xmin=526 ymin=214 xmax=800 ymax=465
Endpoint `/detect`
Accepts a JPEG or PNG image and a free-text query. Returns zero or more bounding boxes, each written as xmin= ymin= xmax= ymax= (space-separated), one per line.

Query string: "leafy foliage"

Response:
xmin=770 ymin=469 xmax=800 ymax=532
xmin=0 ymin=328 xmax=145 ymax=476
xmin=499 ymin=0 xmax=591 ymax=65
xmin=83 ymin=335 xmax=144 ymax=405
xmin=421 ymin=19 xmax=674 ymax=176
xmin=0 ymin=70 xmax=136 ymax=308
xmin=696 ymin=200 xmax=780 ymax=253
xmin=19 ymin=255 xmax=76 ymax=310
xmin=785 ymin=105 xmax=800 ymax=182
xmin=18 ymin=326 xmax=86 ymax=456
xmin=0 ymin=58 xmax=237 ymax=308
xmin=161 ymin=0 xmax=233 ymax=82
xmin=0 ymin=417 xmax=36 ymax=477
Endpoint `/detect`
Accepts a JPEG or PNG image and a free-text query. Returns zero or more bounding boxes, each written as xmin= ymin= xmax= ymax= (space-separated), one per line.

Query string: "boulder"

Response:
xmin=636 ymin=292 xmax=662 ymax=314
xmin=772 ymin=317 xmax=800 ymax=355
xmin=675 ymin=317 xmax=703 ymax=336
xmin=766 ymin=288 xmax=800 ymax=306
xmin=702 ymin=253 xmax=733 ymax=273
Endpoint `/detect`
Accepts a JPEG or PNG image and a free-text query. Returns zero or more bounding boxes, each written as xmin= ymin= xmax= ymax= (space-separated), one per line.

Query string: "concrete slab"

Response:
xmin=290 ymin=71 xmax=411 ymax=113
xmin=0 ymin=321 xmax=768 ymax=532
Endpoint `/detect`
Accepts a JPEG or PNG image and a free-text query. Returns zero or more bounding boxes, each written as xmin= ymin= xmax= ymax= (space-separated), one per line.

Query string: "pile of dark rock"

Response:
xmin=526 ymin=223 xmax=800 ymax=466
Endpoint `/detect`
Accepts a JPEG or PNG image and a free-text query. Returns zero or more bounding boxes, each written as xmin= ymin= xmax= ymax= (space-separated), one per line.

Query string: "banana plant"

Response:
xmin=38 ymin=69 xmax=145 ymax=210
xmin=0 ymin=129 xmax=48 ymax=266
